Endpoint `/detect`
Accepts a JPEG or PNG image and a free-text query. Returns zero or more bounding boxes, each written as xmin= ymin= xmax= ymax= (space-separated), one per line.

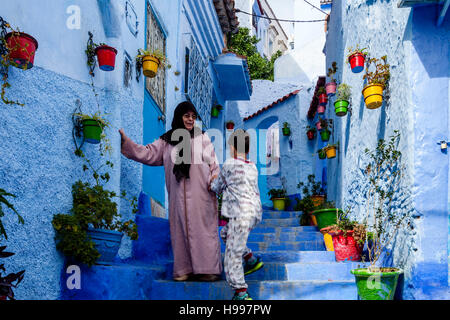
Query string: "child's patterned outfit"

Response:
xmin=211 ymin=157 xmax=262 ymax=290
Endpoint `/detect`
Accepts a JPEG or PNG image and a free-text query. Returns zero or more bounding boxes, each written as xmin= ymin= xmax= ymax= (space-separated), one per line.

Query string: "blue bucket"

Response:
xmin=86 ymin=228 xmax=123 ymax=265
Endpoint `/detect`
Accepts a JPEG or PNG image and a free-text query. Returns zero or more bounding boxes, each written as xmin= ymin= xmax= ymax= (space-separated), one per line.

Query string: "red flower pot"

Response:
xmin=348 ymin=53 xmax=366 ymax=73
xmin=318 ymin=93 xmax=328 ymax=106
xmin=325 ymin=82 xmax=337 ymax=96
xmin=5 ymin=32 xmax=39 ymax=69
xmin=95 ymin=45 xmax=118 ymax=71
xmin=330 ymin=230 xmax=362 ymax=262
xmin=226 ymin=123 xmax=234 ymax=130
xmin=307 ymin=130 xmax=315 ymax=140
xmin=317 ymin=105 xmax=326 ymax=115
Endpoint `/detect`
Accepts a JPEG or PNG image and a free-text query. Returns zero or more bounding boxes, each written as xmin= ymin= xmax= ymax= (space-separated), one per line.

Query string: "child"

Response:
xmin=210 ymin=129 xmax=264 ymax=300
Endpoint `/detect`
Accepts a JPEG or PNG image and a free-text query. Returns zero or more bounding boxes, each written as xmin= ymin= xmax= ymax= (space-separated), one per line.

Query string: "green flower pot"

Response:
xmin=351 ymin=268 xmax=402 ymax=300
xmin=334 ymin=100 xmax=349 ymax=117
xmin=320 ymin=129 xmax=331 ymax=142
xmin=211 ymin=107 xmax=220 ymax=118
xmin=318 ymin=149 xmax=326 ymax=159
xmin=82 ymin=119 xmax=102 ymax=144
xmin=312 ymin=208 xmax=341 ymax=230
xmin=282 ymin=127 xmax=291 ymax=136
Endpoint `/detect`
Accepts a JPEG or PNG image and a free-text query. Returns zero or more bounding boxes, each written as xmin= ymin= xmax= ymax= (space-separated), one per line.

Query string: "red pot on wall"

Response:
xmin=95 ymin=45 xmax=118 ymax=71
xmin=5 ymin=32 xmax=39 ymax=69
xmin=226 ymin=122 xmax=235 ymax=130
xmin=307 ymin=130 xmax=315 ymax=140
xmin=318 ymin=93 xmax=328 ymax=106
xmin=348 ymin=53 xmax=366 ymax=73
xmin=330 ymin=230 xmax=362 ymax=262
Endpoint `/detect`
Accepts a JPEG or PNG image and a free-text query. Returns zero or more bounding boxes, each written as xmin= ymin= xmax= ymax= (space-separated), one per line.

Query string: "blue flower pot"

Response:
xmin=86 ymin=227 xmax=123 ymax=265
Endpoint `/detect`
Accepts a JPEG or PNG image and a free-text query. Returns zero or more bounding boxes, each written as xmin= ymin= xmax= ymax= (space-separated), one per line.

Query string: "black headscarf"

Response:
xmin=160 ymin=101 xmax=204 ymax=182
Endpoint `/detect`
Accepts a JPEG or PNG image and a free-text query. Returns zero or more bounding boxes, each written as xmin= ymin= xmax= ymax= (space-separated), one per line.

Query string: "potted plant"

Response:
xmin=0 ymin=246 xmax=25 ymax=300
xmin=317 ymin=104 xmax=326 ymax=115
xmin=282 ymin=122 xmax=291 ymax=136
xmin=211 ymin=105 xmax=222 ymax=118
xmin=362 ymin=55 xmax=390 ymax=109
xmin=319 ymin=118 xmax=332 ymax=142
xmin=306 ymin=126 xmax=316 ymax=140
xmin=52 ymin=153 xmax=139 ymax=266
xmin=294 ymin=196 xmax=315 ymax=226
xmin=324 ymin=143 xmax=338 ymax=159
xmin=268 ymin=188 xmax=287 ymax=211
xmin=85 ymin=33 xmax=117 ymax=72
xmin=136 ymin=48 xmax=169 ymax=78
xmin=317 ymin=86 xmax=328 ymax=106
xmin=311 ymin=201 xmax=342 ymax=231
xmin=351 ymin=131 xmax=411 ymax=300
xmin=226 ymin=121 xmax=235 ymax=130
xmin=318 ymin=148 xmax=326 ymax=160
xmin=347 ymin=45 xmax=368 ymax=73
xmin=0 ymin=19 xmax=38 ymax=106
xmin=74 ymin=111 xmax=112 ymax=152
xmin=334 ymin=83 xmax=351 ymax=116
xmin=326 ymin=210 xmax=367 ymax=262
xmin=325 ymin=61 xmax=338 ymax=96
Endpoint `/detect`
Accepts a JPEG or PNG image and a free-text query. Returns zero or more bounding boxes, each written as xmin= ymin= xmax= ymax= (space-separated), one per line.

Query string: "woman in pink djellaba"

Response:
xmin=119 ymin=101 xmax=222 ymax=281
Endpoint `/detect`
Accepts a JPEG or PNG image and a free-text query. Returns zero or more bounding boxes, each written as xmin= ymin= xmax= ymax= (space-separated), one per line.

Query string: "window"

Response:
xmin=124 ymin=52 xmax=132 ymax=88
xmin=125 ymin=0 xmax=139 ymax=37
xmin=145 ymin=1 xmax=166 ymax=114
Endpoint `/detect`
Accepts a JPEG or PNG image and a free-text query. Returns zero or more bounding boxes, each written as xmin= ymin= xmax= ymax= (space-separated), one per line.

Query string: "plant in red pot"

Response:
xmin=0 ymin=18 xmax=38 ymax=106
xmin=226 ymin=121 xmax=235 ymax=130
xmin=306 ymin=126 xmax=316 ymax=140
xmin=347 ymin=45 xmax=368 ymax=73
xmin=317 ymin=86 xmax=328 ymax=106
xmin=85 ymin=31 xmax=117 ymax=73
xmin=325 ymin=62 xmax=338 ymax=96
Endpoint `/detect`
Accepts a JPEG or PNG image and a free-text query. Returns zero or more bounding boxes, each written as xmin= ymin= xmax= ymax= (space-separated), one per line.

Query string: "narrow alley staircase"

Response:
xmin=149 ymin=210 xmax=362 ymax=300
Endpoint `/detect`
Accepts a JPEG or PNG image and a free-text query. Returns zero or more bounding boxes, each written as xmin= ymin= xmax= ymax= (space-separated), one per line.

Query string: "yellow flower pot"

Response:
xmin=325 ymin=146 xmax=337 ymax=159
xmin=362 ymin=84 xmax=384 ymax=109
xmin=272 ymin=198 xmax=286 ymax=211
xmin=320 ymin=227 xmax=334 ymax=251
xmin=142 ymin=55 xmax=160 ymax=78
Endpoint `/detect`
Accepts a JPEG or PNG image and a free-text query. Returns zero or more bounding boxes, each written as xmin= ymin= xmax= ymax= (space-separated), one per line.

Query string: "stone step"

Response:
xmin=149 ymin=279 xmax=358 ymax=300
xmin=250 ymin=226 xmax=319 ymax=234
xmin=254 ymin=250 xmax=336 ymax=263
xmin=257 ymin=218 xmax=300 ymax=227
xmin=262 ymin=211 xmax=300 ymax=219
xmin=243 ymin=241 xmax=326 ymax=252
xmin=248 ymin=232 xmax=323 ymax=242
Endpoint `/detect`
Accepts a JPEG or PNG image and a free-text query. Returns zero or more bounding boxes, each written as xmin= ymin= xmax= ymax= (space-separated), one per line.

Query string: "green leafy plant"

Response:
xmin=306 ymin=125 xmax=316 ymax=133
xmin=319 ymin=117 xmax=332 ymax=131
xmin=268 ymin=188 xmax=287 ymax=200
xmin=226 ymin=120 xmax=235 ymax=125
xmin=363 ymin=55 xmax=390 ymax=87
xmin=52 ymin=151 xmax=138 ymax=267
xmin=297 ymin=174 xmax=325 ymax=197
xmin=327 ymin=61 xmax=338 ymax=83
xmin=336 ymin=83 xmax=352 ymax=101
xmin=283 ymin=122 xmax=290 ymax=129
xmin=0 ymin=188 xmax=24 ymax=240
xmin=0 ymin=19 xmax=30 ymax=106
xmin=317 ymin=86 xmax=326 ymax=96
xmin=361 ymin=131 xmax=412 ymax=271
xmin=136 ymin=48 xmax=170 ymax=69
xmin=346 ymin=45 xmax=368 ymax=61
xmin=228 ymin=28 xmax=282 ymax=81
xmin=0 ymin=246 xmax=25 ymax=300
xmin=326 ymin=208 xmax=367 ymax=245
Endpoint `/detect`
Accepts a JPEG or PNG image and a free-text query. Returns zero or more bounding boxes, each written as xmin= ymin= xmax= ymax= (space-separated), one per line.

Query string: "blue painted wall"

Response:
xmin=325 ymin=0 xmax=449 ymax=299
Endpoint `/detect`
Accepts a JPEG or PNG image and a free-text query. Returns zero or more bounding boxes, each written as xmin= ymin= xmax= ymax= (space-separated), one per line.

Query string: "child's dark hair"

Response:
xmin=228 ymin=129 xmax=250 ymax=154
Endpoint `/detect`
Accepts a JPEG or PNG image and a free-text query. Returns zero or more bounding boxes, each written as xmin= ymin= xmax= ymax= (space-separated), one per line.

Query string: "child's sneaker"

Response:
xmin=244 ymin=255 xmax=264 ymax=276
xmin=232 ymin=291 xmax=253 ymax=300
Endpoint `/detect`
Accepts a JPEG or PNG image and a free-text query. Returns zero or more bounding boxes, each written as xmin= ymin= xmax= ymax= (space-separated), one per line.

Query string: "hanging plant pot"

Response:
xmin=282 ymin=127 xmax=291 ymax=136
xmin=334 ymin=100 xmax=349 ymax=116
xmin=317 ymin=105 xmax=326 ymax=115
xmin=318 ymin=93 xmax=328 ymax=106
xmin=313 ymin=208 xmax=341 ymax=230
xmin=307 ymin=130 xmax=315 ymax=140
xmin=330 ymin=230 xmax=362 ymax=262
xmin=5 ymin=32 xmax=39 ymax=69
xmin=315 ymin=121 xmax=322 ymax=131
xmin=82 ymin=119 xmax=103 ymax=144
xmin=348 ymin=53 xmax=366 ymax=73
xmin=211 ymin=107 xmax=220 ymax=118
xmin=142 ymin=55 xmax=160 ymax=78
xmin=351 ymin=268 xmax=403 ymax=300
xmin=95 ymin=45 xmax=118 ymax=71
xmin=362 ymin=84 xmax=384 ymax=109
xmin=226 ymin=122 xmax=235 ymax=130
xmin=272 ymin=198 xmax=286 ymax=211
xmin=325 ymin=82 xmax=337 ymax=96
xmin=86 ymin=227 xmax=123 ymax=265
xmin=318 ymin=149 xmax=326 ymax=159
xmin=325 ymin=145 xmax=337 ymax=159
xmin=320 ymin=129 xmax=331 ymax=142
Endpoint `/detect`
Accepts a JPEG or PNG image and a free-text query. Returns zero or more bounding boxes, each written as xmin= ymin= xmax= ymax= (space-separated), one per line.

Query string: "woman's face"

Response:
xmin=182 ymin=111 xmax=197 ymax=131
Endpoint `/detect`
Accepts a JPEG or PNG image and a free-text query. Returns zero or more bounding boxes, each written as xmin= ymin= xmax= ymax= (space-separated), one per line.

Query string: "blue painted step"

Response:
xmin=248 ymin=232 xmax=323 ymax=242
xmin=251 ymin=226 xmax=319 ymax=233
xmin=262 ymin=211 xmax=300 ymax=219
xmin=149 ymin=279 xmax=358 ymax=300
xmin=253 ymin=250 xmax=336 ymax=263
xmin=244 ymin=240 xmax=326 ymax=251
xmin=257 ymin=218 xmax=301 ymax=227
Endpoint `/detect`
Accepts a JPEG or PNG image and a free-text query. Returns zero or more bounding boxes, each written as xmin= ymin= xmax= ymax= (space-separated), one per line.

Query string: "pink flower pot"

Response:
xmin=315 ymin=121 xmax=322 ymax=131
xmin=325 ymin=82 xmax=337 ymax=96
xmin=317 ymin=105 xmax=326 ymax=115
